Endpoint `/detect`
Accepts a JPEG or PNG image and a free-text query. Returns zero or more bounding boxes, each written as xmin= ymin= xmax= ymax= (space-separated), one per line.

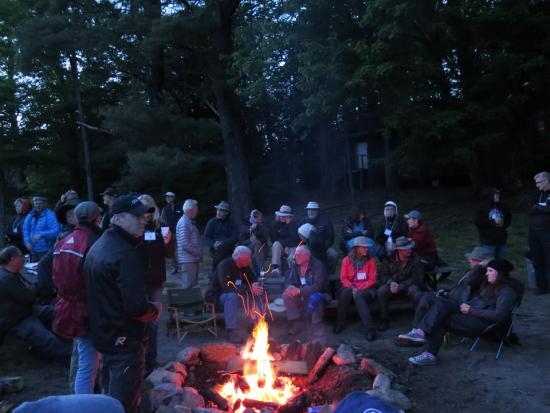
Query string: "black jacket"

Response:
xmin=270 ymin=221 xmax=299 ymax=248
xmin=5 ymin=213 xmax=28 ymax=252
xmin=299 ymin=213 xmax=335 ymax=249
xmin=375 ymin=217 xmax=409 ymax=246
xmin=286 ymin=256 xmax=328 ymax=295
xmin=138 ymin=223 xmax=168 ymax=291
xmin=529 ymin=190 xmax=550 ymax=231
xmin=240 ymin=221 xmax=270 ymax=245
xmin=160 ymin=203 xmax=183 ymax=232
xmin=204 ymin=217 xmax=239 ymax=250
xmin=205 ymin=256 xmax=256 ymax=304
xmin=84 ymin=225 xmax=159 ymax=353
xmin=474 ymin=201 xmax=512 ymax=246
xmin=0 ymin=267 xmax=37 ymax=337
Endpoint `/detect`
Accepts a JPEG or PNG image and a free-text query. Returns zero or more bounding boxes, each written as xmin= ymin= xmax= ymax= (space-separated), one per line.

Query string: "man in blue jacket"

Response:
xmin=23 ymin=196 xmax=60 ymax=262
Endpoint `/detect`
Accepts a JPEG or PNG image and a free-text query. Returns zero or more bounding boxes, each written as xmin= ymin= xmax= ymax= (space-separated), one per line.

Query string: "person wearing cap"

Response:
xmin=282 ymin=245 xmax=328 ymax=337
xmin=51 ymin=201 xmax=102 ymax=393
xmin=84 ymin=195 xmax=161 ymax=413
xmin=270 ymin=205 xmax=299 ymax=277
xmin=529 ymin=171 xmax=550 ymax=295
xmin=239 ymin=209 xmax=270 ymax=272
xmin=375 ymin=201 xmax=408 ymax=258
xmin=474 ymin=187 xmax=512 ymax=259
xmin=99 ymin=187 xmax=118 ymax=231
xmin=376 ymin=236 xmax=426 ymax=331
xmin=160 ymin=192 xmax=182 ymax=274
xmin=334 ymin=236 xmax=378 ymax=341
xmin=176 ymin=199 xmax=202 ymax=288
xmin=204 ymin=246 xmax=263 ymax=343
xmin=340 ymin=204 xmax=374 ymax=254
xmin=204 ymin=201 xmax=239 ymax=271
xmin=299 ymin=201 xmax=338 ymax=273
xmin=404 ymin=258 xmax=521 ymax=366
xmin=0 ymin=246 xmax=71 ymax=361
xmin=22 ymin=196 xmax=61 ymax=262
xmin=5 ymin=198 xmax=31 ymax=254
xmin=405 ymin=210 xmax=439 ymax=270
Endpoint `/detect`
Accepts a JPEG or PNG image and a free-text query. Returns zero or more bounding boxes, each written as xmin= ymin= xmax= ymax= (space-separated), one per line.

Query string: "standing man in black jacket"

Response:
xmin=84 ymin=196 xmax=160 ymax=413
xmin=529 ymin=172 xmax=550 ymax=295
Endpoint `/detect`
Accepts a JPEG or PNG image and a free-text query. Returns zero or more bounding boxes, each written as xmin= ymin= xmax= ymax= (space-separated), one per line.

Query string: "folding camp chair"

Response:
xmin=166 ymin=287 xmax=217 ymax=344
xmin=469 ymin=306 xmax=518 ymax=360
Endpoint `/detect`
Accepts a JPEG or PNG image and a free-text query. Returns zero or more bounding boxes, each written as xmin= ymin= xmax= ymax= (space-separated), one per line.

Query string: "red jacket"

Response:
xmin=340 ymin=256 xmax=377 ymax=290
xmin=52 ymin=224 xmax=101 ymax=339
xmin=408 ymin=223 xmax=437 ymax=257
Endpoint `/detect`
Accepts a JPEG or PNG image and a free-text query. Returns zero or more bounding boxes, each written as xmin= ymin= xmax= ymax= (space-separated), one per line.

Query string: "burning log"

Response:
xmin=306 ymin=347 xmax=335 ymax=385
xmin=198 ymin=388 xmax=229 ymax=411
xmin=243 ymin=398 xmax=281 ymax=410
xmin=226 ymin=356 xmax=308 ymax=376
xmin=277 ymin=390 xmax=312 ymax=413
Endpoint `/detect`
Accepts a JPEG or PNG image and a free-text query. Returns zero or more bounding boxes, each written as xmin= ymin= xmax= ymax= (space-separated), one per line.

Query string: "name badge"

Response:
xmin=384 ymin=229 xmax=392 ymax=236
xmin=235 ymin=279 xmax=242 ymax=286
xmin=300 ymin=276 xmax=306 ymax=286
xmin=144 ymin=231 xmax=156 ymax=241
xmin=357 ymin=272 xmax=367 ymax=280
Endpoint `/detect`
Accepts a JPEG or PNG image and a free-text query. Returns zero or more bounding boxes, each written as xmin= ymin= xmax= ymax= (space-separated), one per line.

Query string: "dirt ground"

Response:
xmin=2 ymin=283 xmax=550 ymax=412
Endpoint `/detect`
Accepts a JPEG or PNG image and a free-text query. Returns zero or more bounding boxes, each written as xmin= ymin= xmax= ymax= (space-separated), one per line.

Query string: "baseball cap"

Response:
xmin=74 ymin=201 xmax=101 ymax=222
xmin=405 ymin=210 xmax=422 ymax=220
xmin=110 ymin=195 xmax=154 ymax=217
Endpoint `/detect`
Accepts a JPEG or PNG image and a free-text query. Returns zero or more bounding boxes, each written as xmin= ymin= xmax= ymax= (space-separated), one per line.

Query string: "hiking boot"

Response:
xmin=408 ymin=351 xmax=438 ymax=366
xmin=377 ymin=319 xmax=389 ymax=332
xmin=366 ymin=328 xmax=377 ymax=341
xmin=398 ymin=329 xmax=425 ymax=343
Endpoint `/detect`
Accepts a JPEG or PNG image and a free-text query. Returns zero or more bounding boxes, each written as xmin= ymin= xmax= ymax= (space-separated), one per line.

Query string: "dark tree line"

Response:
xmin=1 ymin=0 xmax=549 ymax=242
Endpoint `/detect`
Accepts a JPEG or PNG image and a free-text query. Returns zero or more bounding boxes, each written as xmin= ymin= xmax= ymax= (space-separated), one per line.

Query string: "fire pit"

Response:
xmin=144 ymin=318 xmax=411 ymax=413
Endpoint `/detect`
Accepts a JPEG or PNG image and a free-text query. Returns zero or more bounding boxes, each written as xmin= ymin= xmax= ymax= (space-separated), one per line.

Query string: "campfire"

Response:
xmin=216 ymin=317 xmax=299 ymax=412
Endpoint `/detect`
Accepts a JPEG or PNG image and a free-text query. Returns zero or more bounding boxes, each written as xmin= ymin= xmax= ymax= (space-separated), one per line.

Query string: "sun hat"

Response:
xmin=269 ymin=298 xmax=286 ymax=313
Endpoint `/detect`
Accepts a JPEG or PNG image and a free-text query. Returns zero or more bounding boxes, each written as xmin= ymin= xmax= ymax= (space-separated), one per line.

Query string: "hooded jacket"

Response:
xmin=375 ymin=201 xmax=408 ymax=245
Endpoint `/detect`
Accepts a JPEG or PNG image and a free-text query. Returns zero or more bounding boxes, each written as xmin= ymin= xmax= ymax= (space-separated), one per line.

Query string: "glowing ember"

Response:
xmin=216 ymin=317 xmax=298 ymax=412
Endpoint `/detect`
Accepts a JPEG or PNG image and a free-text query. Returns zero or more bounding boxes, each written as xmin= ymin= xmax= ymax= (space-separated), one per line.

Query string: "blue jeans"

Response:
xmin=9 ymin=305 xmax=71 ymax=360
xmin=219 ymin=292 xmax=264 ymax=330
xmin=13 ymin=394 xmax=123 ymax=413
xmin=480 ymin=244 xmax=508 ymax=259
xmin=74 ymin=336 xmax=100 ymax=394
xmin=283 ymin=291 xmax=325 ymax=324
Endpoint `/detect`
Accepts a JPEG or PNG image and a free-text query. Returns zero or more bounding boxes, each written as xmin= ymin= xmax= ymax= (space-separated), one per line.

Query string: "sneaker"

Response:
xmin=398 ymin=329 xmax=425 ymax=343
xmin=408 ymin=351 xmax=438 ymax=366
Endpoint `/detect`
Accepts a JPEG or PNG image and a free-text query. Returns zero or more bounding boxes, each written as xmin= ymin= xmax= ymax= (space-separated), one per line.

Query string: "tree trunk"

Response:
xmin=0 ymin=168 xmax=5 ymax=249
xmin=207 ymin=0 xmax=251 ymax=224
xmin=69 ymin=53 xmax=94 ymax=201
xmin=144 ymin=0 xmax=165 ymax=105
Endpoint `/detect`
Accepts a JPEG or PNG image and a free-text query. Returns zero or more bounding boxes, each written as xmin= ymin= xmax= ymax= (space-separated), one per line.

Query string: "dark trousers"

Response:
xmin=210 ymin=243 xmax=235 ymax=272
xmin=377 ymin=283 xmax=422 ymax=320
xmin=8 ymin=305 xmax=71 ymax=360
xmin=337 ymin=288 xmax=376 ymax=329
xmin=529 ymin=228 xmax=550 ymax=292
xmin=101 ymin=346 xmax=145 ymax=413
xmin=414 ymin=296 xmax=492 ymax=355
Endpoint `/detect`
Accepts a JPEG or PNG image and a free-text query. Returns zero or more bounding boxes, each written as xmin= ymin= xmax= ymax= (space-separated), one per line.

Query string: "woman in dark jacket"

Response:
xmin=400 ymin=258 xmax=519 ymax=366
xmin=6 ymin=198 xmax=31 ymax=254
xmin=340 ymin=205 xmax=374 ymax=254
xmin=137 ymin=194 xmax=172 ymax=373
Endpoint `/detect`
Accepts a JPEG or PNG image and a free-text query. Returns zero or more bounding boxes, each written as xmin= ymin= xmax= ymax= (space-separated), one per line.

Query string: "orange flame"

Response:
xmin=216 ymin=317 xmax=297 ymax=412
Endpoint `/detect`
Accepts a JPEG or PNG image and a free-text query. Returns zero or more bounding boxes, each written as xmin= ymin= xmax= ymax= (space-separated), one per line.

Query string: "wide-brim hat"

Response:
xmin=394 ymin=236 xmax=415 ymax=250
xmin=55 ymin=200 xmax=80 ymax=224
xmin=305 ymin=201 xmax=320 ymax=210
xmin=464 ymin=246 xmax=493 ymax=261
xmin=275 ymin=205 xmax=293 ymax=217
xmin=269 ymin=297 xmax=286 ymax=313
xmin=165 ymin=192 xmax=176 ymax=197
xmin=350 ymin=236 xmax=373 ymax=248
xmin=214 ymin=201 xmax=230 ymax=211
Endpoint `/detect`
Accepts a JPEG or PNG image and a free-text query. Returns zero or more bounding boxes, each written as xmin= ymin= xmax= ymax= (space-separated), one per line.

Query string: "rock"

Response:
xmin=0 ymin=377 xmax=24 ymax=394
xmin=177 ymin=347 xmax=201 ymax=366
xmin=366 ymin=389 xmax=412 ymax=411
xmin=332 ymin=344 xmax=356 ymax=365
xmin=179 ymin=387 xmax=205 ymax=409
xmin=191 ymin=408 xmax=226 ymax=413
xmin=146 ymin=368 xmax=185 ymax=388
xmin=147 ymin=383 xmax=184 ymax=409
xmin=156 ymin=406 xmax=192 ymax=413
xmin=360 ymin=358 xmax=396 ymax=379
xmin=372 ymin=373 xmax=392 ymax=392
xmin=200 ymin=343 xmax=238 ymax=365
xmin=164 ymin=361 xmax=188 ymax=378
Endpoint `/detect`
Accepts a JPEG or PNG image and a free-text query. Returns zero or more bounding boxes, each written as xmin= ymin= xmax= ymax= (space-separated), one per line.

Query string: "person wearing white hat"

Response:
xmin=298 ymin=201 xmax=338 ymax=273
xmin=375 ymin=201 xmax=408 ymax=258
xmin=204 ymin=201 xmax=239 ymax=271
xmin=270 ymin=205 xmax=299 ymax=277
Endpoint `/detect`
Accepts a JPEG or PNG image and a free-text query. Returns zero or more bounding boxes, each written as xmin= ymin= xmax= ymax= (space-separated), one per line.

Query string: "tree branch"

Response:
xmin=77 ymin=121 xmax=113 ymax=135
